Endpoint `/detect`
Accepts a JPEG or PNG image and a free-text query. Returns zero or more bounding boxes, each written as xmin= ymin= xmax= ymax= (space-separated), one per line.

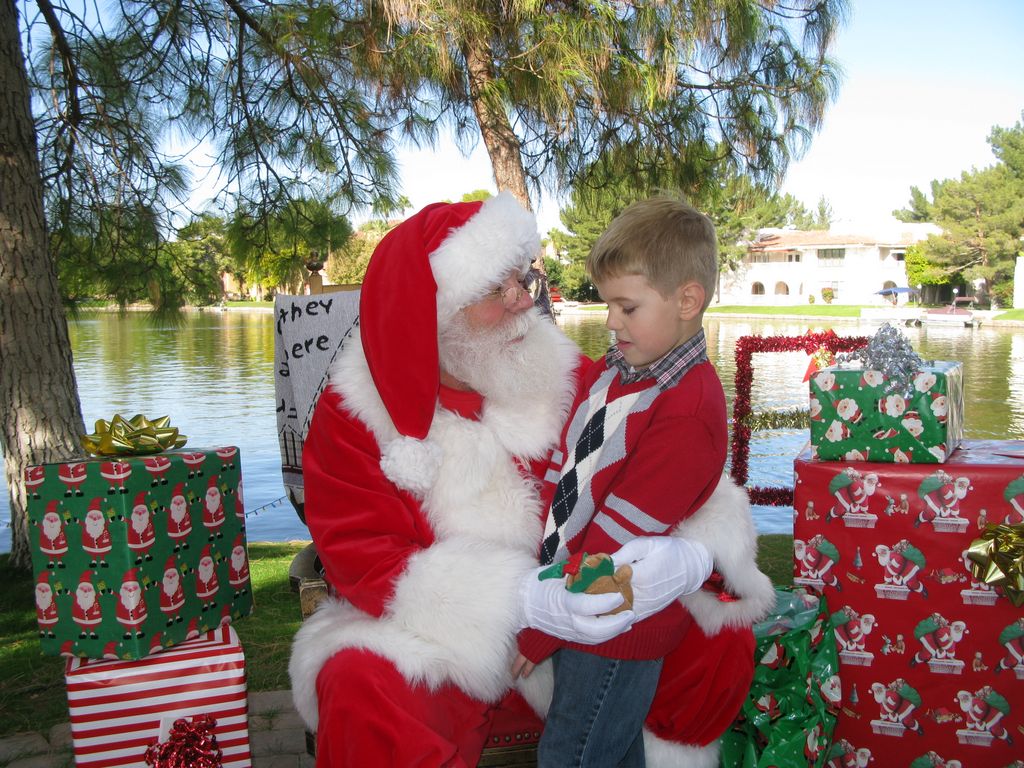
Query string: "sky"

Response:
xmin=392 ymin=0 xmax=1024 ymax=234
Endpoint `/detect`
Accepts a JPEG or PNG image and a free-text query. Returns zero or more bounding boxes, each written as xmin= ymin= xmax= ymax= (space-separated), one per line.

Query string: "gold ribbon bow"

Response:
xmin=81 ymin=414 xmax=187 ymax=456
xmin=966 ymin=523 xmax=1024 ymax=608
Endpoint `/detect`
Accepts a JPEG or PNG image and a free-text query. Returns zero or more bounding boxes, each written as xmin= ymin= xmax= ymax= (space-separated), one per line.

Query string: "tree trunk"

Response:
xmin=0 ymin=0 xmax=86 ymax=569
xmin=462 ymin=38 xmax=532 ymax=211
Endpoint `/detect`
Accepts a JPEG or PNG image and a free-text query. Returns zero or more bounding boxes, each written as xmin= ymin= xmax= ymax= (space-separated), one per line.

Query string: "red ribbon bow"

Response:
xmin=144 ymin=714 xmax=223 ymax=768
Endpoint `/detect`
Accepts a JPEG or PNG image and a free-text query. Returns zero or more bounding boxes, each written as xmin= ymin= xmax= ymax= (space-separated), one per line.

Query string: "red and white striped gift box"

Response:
xmin=66 ymin=625 xmax=250 ymax=767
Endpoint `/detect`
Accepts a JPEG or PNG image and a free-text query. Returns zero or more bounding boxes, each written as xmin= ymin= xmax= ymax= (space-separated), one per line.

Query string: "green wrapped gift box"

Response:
xmin=809 ymin=361 xmax=964 ymax=463
xmin=720 ymin=588 xmax=840 ymax=768
xmin=26 ymin=447 xmax=253 ymax=659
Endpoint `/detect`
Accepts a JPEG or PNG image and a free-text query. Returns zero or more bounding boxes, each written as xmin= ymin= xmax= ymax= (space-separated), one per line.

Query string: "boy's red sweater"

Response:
xmin=518 ymin=355 xmax=727 ymax=663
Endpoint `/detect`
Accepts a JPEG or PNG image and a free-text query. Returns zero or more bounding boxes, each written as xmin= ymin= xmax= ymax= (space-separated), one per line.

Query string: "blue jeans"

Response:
xmin=539 ymin=649 xmax=663 ymax=768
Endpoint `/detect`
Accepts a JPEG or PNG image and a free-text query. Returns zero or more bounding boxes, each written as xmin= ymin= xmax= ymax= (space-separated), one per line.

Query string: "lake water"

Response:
xmin=3 ymin=310 xmax=1024 ymax=553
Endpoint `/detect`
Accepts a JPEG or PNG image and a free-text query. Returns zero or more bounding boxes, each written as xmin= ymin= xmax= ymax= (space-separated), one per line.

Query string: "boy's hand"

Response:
xmin=612 ymin=537 xmax=712 ymax=621
xmin=511 ymin=653 xmax=536 ymax=679
xmin=518 ymin=566 xmax=636 ymax=643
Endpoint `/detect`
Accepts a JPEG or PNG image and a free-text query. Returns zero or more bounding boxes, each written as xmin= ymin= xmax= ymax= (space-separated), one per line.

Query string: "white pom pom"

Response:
xmin=380 ymin=436 xmax=443 ymax=496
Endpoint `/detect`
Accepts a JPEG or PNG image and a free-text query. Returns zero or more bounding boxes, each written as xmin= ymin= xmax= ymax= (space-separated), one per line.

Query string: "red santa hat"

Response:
xmin=78 ymin=570 xmax=94 ymax=587
xmin=172 ymin=482 xmax=184 ymax=498
xmin=45 ymin=499 xmax=60 ymax=515
xmin=359 ymin=192 xmax=539 ymax=494
xmin=149 ymin=633 xmax=164 ymax=655
xmin=88 ymin=497 xmax=102 ymax=514
xmin=232 ymin=534 xmax=244 ymax=550
xmin=103 ymin=641 xmax=119 ymax=659
xmin=37 ymin=571 xmax=51 ymax=587
xmin=165 ymin=556 xmax=177 ymax=576
xmin=200 ymin=544 xmax=212 ymax=561
xmin=207 ymin=475 xmax=219 ymax=490
xmin=123 ymin=568 xmax=140 ymax=585
xmin=133 ymin=491 xmax=147 ymax=509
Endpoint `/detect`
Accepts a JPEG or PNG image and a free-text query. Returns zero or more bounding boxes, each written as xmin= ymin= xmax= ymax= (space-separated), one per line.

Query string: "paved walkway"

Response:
xmin=0 ymin=689 xmax=312 ymax=768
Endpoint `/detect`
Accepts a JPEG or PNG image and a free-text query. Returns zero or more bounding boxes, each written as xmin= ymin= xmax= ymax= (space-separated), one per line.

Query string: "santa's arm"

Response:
xmin=303 ymin=389 xmax=432 ymax=617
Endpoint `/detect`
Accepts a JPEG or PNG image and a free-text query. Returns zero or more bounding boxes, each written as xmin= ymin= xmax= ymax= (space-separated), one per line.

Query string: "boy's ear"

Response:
xmin=676 ymin=281 xmax=705 ymax=320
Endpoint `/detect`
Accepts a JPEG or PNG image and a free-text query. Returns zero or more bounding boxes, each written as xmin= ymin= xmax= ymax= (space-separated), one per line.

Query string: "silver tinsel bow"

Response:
xmin=835 ymin=323 xmax=929 ymax=399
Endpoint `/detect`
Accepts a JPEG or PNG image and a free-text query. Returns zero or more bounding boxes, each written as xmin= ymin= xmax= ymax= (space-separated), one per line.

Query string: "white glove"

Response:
xmin=518 ymin=566 xmax=636 ymax=644
xmin=612 ymin=537 xmax=713 ymax=622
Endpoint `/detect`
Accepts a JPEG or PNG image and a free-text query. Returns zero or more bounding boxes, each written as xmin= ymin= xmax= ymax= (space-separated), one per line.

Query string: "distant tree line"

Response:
xmin=894 ymin=117 xmax=1024 ymax=308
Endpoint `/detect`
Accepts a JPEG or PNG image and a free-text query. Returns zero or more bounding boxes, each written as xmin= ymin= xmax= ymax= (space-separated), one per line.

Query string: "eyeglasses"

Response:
xmin=484 ymin=278 xmax=531 ymax=309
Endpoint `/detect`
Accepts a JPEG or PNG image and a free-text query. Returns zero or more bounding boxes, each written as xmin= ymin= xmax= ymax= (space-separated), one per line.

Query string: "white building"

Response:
xmin=717 ymin=221 xmax=941 ymax=306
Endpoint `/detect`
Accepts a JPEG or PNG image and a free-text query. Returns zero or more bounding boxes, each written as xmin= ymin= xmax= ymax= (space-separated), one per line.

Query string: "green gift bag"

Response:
xmin=720 ymin=588 xmax=840 ymax=768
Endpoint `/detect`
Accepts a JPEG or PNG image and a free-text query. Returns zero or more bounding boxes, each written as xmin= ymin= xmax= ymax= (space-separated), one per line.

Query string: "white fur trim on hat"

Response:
xmin=379 ymin=436 xmax=444 ymax=496
xmin=431 ymin=191 xmax=541 ymax=321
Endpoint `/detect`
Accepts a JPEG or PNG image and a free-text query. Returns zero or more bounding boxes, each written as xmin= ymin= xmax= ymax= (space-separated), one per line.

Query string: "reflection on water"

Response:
xmin=3 ymin=311 xmax=1024 ymax=551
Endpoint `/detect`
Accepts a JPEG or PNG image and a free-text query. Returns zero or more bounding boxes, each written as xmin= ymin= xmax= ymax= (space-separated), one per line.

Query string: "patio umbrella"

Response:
xmin=876 ymin=287 xmax=915 ymax=295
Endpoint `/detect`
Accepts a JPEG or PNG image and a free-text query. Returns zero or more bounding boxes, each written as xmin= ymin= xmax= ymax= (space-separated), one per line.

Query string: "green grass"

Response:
xmin=1 ymin=537 xmax=793 ymax=739
xmin=707 ymin=304 xmax=865 ymax=317
xmin=994 ymin=308 xmax=1024 ymax=321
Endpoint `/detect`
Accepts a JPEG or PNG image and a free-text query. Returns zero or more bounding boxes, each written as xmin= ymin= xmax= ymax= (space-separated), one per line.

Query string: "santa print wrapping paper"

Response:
xmin=66 ymin=625 xmax=250 ymax=767
xmin=793 ymin=440 xmax=1024 ymax=768
xmin=27 ymin=447 xmax=253 ymax=659
xmin=809 ymin=361 xmax=964 ymax=463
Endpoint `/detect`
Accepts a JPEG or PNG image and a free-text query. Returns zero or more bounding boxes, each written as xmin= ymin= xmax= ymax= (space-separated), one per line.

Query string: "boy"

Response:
xmin=515 ymin=197 xmax=730 ymax=767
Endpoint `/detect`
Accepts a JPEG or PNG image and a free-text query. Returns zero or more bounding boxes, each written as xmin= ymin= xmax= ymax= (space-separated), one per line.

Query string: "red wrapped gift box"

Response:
xmin=66 ymin=625 xmax=250 ymax=767
xmin=793 ymin=440 xmax=1024 ymax=767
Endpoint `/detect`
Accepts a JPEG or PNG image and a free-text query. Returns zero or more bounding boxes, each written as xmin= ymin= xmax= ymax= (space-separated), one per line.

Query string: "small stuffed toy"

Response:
xmin=539 ymin=552 xmax=633 ymax=615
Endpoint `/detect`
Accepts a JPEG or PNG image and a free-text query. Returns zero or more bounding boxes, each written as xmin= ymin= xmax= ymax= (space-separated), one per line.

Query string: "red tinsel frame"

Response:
xmin=730 ymin=330 xmax=869 ymax=507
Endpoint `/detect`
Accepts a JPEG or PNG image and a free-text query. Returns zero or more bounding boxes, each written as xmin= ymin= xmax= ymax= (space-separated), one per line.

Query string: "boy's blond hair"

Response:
xmin=586 ymin=197 xmax=718 ymax=310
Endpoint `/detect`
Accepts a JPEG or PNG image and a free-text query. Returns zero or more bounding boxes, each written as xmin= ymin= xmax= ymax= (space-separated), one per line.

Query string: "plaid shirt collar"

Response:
xmin=607 ymin=328 xmax=708 ymax=390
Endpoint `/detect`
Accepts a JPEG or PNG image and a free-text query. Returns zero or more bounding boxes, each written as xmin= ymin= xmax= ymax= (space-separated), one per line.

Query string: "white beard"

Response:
xmin=77 ymin=587 xmax=96 ymax=610
xmin=163 ymin=573 xmax=180 ymax=597
xmin=120 ymin=587 xmax=141 ymax=610
xmin=43 ymin=516 xmax=62 ymax=540
xmin=438 ymin=308 xmax=544 ymax=402
xmin=85 ymin=514 xmax=105 ymax=538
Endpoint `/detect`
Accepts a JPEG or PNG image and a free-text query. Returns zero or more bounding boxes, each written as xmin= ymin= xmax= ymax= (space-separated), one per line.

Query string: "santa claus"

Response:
xmin=159 ymin=556 xmax=186 ymax=625
xmin=194 ymin=544 xmax=220 ymax=611
xmin=234 ymin=479 xmax=245 ymax=522
xmin=142 ymin=454 xmax=171 ymax=486
xmin=202 ymin=475 xmax=225 ymax=540
xmin=36 ymin=572 xmax=59 ymax=638
xmin=80 ymin=498 xmax=113 ymax=568
xmin=99 ymin=460 xmax=132 ymax=494
xmin=37 ymin=501 xmax=68 ymax=569
xmin=24 ymin=465 xmax=45 ymax=499
xmin=72 ymin=570 xmax=102 ymax=639
xmin=228 ymin=535 xmax=250 ymax=597
xmin=58 ymin=461 xmax=88 ymax=497
xmin=166 ymin=482 xmax=193 ymax=549
xmin=288 ymin=194 xmax=776 ymax=767
xmin=126 ymin=492 xmax=156 ymax=564
xmin=917 ymin=474 xmax=971 ymax=525
xmin=116 ymin=568 xmax=148 ymax=638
